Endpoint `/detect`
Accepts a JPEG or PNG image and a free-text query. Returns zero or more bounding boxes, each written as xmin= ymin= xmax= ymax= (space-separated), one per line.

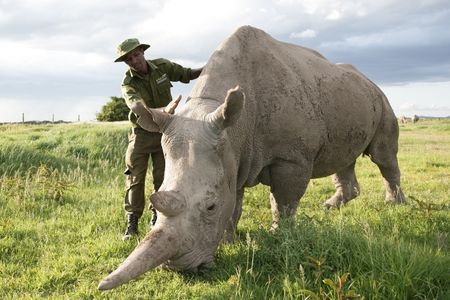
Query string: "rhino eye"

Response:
xmin=207 ymin=204 xmax=216 ymax=211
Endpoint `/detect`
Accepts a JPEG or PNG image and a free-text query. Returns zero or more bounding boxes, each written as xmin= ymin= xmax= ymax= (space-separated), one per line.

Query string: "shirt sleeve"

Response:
xmin=157 ymin=58 xmax=192 ymax=83
xmin=121 ymin=82 xmax=143 ymax=109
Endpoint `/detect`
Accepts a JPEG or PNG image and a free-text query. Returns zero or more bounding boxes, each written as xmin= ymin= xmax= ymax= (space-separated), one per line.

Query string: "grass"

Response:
xmin=0 ymin=119 xmax=449 ymax=299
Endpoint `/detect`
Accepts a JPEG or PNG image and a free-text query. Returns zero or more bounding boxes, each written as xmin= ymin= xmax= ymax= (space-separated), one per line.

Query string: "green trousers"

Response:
xmin=124 ymin=127 xmax=165 ymax=217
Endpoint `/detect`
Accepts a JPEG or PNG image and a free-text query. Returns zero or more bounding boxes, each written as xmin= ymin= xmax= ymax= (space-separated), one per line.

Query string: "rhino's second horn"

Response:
xmin=150 ymin=190 xmax=186 ymax=217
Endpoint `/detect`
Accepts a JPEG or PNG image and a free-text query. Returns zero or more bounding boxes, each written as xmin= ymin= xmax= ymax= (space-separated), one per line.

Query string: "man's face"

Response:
xmin=124 ymin=47 xmax=147 ymax=74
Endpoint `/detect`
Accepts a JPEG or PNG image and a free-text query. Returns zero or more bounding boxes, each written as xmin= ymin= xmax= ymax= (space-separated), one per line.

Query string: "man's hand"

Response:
xmin=190 ymin=67 xmax=204 ymax=80
xmin=164 ymin=95 xmax=182 ymax=114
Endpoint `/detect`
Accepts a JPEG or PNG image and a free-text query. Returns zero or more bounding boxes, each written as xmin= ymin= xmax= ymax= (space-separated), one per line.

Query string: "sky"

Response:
xmin=1 ymin=0 xmax=449 ymax=122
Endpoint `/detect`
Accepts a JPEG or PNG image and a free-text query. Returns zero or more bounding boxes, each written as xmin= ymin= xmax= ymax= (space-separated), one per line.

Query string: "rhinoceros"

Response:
xmin=98 ymin=25 xmax=406 ymax=290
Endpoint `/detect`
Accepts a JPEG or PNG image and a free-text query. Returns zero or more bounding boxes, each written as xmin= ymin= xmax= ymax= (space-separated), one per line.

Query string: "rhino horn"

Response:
xmin=150 ymin=190 xmax=186 ymax=217
xmin=208 ymin=86 xmax=245 ymax=131
xmin=130 ymin=101 xmax=172 ymax=133
xmin=98 ymin=227 xmax=179 ymax=290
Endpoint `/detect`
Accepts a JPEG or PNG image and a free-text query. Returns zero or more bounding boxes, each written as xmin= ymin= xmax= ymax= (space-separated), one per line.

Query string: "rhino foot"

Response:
xmin=385 ymin=186 xmax=407 ymax=204
xmin=269 ymin=222 xmax=279 ymax=233
xmin=323 ymin=192 xmax=345 ymax=209
xmin=324 ymin=183 xmax=360 ymax=209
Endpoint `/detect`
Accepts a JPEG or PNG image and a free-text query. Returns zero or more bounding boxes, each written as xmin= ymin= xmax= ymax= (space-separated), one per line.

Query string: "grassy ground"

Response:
xmin=0 ymin=120 xmax=449 ymax=299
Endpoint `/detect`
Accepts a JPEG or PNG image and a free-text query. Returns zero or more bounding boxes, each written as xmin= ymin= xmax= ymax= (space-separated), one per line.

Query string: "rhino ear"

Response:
xmin=150 ymin=191 xmax=186 ymax=217
xmin=130 ymin=101 xmax=172 ymax=133
xmin=208 ymin=86 xmax=245 ymax=131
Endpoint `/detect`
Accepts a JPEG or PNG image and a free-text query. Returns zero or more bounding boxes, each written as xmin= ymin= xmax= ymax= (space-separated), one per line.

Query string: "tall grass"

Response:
xmin=0 ymin=120 xmax=449 ymax=299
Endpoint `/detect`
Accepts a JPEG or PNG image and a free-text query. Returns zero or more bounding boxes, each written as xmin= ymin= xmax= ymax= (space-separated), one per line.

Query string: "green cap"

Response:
xmin=114 ymin=38 xmax=150 ymax=62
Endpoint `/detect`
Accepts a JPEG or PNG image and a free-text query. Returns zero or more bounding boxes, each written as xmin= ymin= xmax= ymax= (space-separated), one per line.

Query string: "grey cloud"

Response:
xmin=1 ymin=0 xmax=449 ymax=121
xmin=282 ymin=0 xmax=450 ymax=84
xmin=0 ymin=0 xmax=163 ymax=55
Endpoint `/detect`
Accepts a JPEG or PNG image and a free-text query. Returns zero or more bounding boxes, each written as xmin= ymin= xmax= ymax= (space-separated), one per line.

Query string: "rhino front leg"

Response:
xmin=324 ymin=161 xmax=360 ymax=209
xmin=223 ymin=188 xmax=244 ymax=243
xmin=269 ymin=161 xmax=312 ymax=231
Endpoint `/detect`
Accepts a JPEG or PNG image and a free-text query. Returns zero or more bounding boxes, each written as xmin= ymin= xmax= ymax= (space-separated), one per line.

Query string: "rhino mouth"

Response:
xmin=163 ymin=249 xmax=215 ymax=272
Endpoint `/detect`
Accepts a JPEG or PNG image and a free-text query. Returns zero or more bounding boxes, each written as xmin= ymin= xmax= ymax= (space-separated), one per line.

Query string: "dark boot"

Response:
xmin=122 ymin=213 xmax=139 ymax=241
xmin=150 ymin=206 xmax=158 ymax=226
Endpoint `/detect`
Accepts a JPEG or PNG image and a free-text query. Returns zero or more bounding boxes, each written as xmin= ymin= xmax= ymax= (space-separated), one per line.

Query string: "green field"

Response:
xmin=1 ymin=120 xmax=449 ymax=299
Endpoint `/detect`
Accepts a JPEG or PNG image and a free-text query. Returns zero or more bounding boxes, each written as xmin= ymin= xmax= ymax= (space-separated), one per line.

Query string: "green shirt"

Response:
xmin=121 ymin=58 xmax=192 ymax=127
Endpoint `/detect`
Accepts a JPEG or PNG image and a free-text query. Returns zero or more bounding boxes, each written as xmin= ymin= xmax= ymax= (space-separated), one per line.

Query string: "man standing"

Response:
xmin=114 ymin=38 xmax=203 ymax=240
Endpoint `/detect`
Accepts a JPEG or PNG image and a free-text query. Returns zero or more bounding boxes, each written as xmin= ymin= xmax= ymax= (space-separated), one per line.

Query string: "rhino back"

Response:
xmin=190 ymin=26 xmax=393 ymax=183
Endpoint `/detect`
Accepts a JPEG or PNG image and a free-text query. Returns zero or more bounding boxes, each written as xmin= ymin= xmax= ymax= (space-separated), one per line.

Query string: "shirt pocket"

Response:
xmin=156 ymin=77 xmax=173 ymax=105
xmin=156 ymin=77 xmax=172 ymax=94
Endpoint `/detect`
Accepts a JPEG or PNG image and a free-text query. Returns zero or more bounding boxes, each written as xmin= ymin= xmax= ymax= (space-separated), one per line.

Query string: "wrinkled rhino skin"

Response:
xmin=98 ymin=26 xmax=406 ymax=290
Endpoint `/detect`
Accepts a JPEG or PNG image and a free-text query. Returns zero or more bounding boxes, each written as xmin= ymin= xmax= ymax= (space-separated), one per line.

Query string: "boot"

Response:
xmin=150 ymin=206 xmax=158 ymax=226
xmin=122 ymin=213 xmax=139 ymax=241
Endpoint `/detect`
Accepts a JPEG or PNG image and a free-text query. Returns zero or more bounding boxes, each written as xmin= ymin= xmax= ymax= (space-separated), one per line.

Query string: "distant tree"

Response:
xmin=96 ymin=96 xmax=129 ymax=121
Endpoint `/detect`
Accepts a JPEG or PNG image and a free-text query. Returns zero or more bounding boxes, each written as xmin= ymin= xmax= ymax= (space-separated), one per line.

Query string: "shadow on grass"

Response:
xmin=171 ymin=216 xmax=450 ymax=299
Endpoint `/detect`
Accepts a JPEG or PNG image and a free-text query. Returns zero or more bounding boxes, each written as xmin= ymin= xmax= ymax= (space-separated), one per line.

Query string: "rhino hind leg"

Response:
xmin=374 ymin=159 xmax=407 ymax=204
xmin=366 ymin=121 xmax=407 ymax=204
xmin=324 ymin=161 xmax=360 ymax=209
xmin=268 ymin=161 xmax=312 ymax=231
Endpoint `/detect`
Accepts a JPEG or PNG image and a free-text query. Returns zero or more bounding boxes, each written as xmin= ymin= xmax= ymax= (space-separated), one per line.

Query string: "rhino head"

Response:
xmin=98 ymin=87 xmax=245 ymax=290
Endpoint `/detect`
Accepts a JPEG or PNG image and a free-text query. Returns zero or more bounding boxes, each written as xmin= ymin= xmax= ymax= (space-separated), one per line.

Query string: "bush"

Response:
xmin=96 ymin=96 xmax=129 ymax=121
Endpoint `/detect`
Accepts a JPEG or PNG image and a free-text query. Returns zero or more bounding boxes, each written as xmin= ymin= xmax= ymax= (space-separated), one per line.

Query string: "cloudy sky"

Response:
xmin=1 ymin=0 xmax=449 ymax=122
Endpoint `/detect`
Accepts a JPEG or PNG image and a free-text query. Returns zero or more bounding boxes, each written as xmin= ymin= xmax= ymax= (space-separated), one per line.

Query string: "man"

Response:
xmin=114 ymin=38 xmax=203 ymax=240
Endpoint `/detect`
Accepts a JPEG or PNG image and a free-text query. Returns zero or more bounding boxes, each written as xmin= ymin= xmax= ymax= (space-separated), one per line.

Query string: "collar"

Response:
xmin=128 ymin=60 xmax=158 ymax=79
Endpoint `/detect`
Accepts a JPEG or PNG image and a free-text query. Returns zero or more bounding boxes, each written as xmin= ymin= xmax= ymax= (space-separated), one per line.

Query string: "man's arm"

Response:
xmin=121 ymin=84 xmax=143 ymax=109
xmin=156 ymin=58 xmax=204 ymax=82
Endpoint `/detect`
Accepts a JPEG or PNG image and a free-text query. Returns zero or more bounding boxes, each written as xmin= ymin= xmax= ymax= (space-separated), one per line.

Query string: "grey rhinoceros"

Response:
xmin=98 ymin=25 xmax=406 ymax=290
